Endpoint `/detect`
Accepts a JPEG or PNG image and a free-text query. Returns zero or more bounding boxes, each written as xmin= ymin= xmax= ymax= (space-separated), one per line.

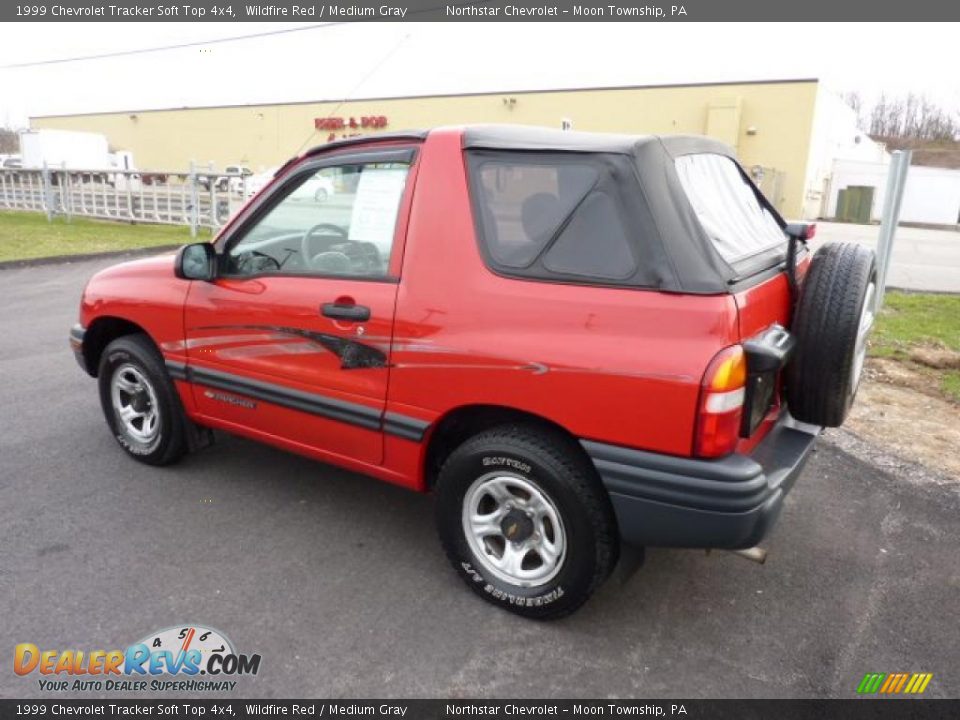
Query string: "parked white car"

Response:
xmin=304 ymin=173 xmax=335 ymax=203
xmin=218 ymin=165 xmax=253 ymax=193
xmin=244 ymin=167 xmax=335 ymax=202
xmin=243 ymin=167 xmax=277 ymax=199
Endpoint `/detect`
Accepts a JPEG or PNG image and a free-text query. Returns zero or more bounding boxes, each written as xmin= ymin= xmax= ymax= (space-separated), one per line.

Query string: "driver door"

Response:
xmin=182 ymin=149 xmax=416 ymax=465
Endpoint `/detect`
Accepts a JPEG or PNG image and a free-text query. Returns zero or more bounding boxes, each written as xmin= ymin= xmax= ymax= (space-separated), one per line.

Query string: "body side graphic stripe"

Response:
xmin=166 ymin=360 xmax=428 ymax=441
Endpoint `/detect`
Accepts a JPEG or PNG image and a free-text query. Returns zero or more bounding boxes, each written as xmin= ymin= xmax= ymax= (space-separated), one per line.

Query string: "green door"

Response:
xmin=836 ymin=186 xmax=875 ymax=223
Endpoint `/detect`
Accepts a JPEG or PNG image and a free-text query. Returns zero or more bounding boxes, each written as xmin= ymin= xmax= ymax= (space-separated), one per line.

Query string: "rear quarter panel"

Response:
xmin=731 ymin=252 xmax=812 ymax=453
xmin=388 ymin=129 xmax=740 ymax=467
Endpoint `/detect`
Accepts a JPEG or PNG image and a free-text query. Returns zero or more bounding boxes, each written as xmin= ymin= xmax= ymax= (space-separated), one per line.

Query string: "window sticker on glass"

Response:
xmin=348 ymin=165 xmax=409 ymax=253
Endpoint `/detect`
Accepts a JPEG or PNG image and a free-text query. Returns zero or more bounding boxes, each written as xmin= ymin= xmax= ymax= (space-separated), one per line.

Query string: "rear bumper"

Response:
xmin=581 ymin=413 xmax=820 ymax=550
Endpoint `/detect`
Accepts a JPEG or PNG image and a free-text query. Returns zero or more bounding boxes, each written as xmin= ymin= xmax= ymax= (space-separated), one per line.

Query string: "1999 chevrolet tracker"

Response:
xmin=71 ymin=126 xmax=877 ymax=618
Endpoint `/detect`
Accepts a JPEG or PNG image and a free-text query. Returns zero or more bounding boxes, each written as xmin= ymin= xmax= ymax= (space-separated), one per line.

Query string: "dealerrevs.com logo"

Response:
xmin=15 ymin=625 xmax=261 ymax=693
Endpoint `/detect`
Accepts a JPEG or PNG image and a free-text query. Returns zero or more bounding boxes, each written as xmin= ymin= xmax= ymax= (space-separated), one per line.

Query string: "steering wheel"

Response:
xmin=301 ymin=223 xmax=348 ymax=266
xmin=234 ymin=250 xmax=281 ymax=275
xmin=348 ymin=242 xmax=382 ymax=274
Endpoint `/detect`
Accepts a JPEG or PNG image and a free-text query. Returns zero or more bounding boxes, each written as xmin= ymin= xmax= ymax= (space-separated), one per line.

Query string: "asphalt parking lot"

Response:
xmin=814 ymin=221 xmax=960 ymax=293
xmin=1 ymin=254 xmax=958 ymax=699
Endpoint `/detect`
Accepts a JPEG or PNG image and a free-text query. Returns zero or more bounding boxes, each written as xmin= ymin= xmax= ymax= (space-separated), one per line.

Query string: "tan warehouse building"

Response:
xmin=32 ymin=78 xmax=867 ymax=219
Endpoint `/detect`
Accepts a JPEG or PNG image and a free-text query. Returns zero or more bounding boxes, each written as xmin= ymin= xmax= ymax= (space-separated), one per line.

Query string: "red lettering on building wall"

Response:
xmin=314 ymin=116 xmax=389 ymax=132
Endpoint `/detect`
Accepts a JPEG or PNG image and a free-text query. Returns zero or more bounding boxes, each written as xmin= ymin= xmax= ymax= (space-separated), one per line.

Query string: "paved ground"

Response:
xmin=1 ymin=256 xmax=958 ymax=700
xmin=814 ymin=221 xmax=960 ymax=293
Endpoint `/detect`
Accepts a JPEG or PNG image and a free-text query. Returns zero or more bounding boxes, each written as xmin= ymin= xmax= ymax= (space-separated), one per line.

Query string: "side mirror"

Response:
xmin=175 ymin=242 xmax=217 ymax=281
xmin=785 ymin=222 xmax=817 ymax=241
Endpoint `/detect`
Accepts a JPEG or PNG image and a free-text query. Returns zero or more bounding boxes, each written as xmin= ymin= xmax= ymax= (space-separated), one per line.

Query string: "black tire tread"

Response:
xmin=436 ymin=423 xmax=618 ymax=620
xmin=98 ymin=333 xmax=188 ymax=466
xmin=786 ymin=242 xmax=875 ymax=426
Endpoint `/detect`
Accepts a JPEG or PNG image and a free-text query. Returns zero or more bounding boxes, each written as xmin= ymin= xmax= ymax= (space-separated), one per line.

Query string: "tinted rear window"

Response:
xmin=675 ymin=153 xmax=784 ymax=265
xmin=467 ymin=152 xmax=645 ymax=284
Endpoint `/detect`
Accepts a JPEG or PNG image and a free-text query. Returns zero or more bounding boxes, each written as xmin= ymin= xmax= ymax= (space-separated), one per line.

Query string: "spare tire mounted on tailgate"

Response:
xmin=786 ymin=242 xmax=877 ymax=427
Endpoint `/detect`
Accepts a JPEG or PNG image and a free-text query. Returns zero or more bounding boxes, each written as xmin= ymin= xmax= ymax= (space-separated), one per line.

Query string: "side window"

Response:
xmin=226 ymin=161 xmax=410 ymax=278
xmin=468 ymin=153 xmax=640 ymax=283
xmin=474 ymin=161 xmax=598 ymax=267
xmin=542 ymin=191 xmax=635 ymax=279
xmin=674 ymin=153 xmax=784 ymax=265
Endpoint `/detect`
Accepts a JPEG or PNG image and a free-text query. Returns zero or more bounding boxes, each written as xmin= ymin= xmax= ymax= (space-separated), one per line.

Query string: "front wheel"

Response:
xmin=435 ymin=424 xmax=618 ymax=619
xmin=97 ymin=334 xmax=187 ymax=466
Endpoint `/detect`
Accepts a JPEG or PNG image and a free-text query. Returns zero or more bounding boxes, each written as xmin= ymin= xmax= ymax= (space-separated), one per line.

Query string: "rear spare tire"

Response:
xmin=786 ymin=242 xmax=877 ymax=427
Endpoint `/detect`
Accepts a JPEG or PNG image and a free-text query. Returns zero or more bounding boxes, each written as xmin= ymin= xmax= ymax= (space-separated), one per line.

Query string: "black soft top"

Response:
xmin=463 ymin=124 xmax=735 ymax=160
xmin=462 ymin=124 xmax=787 ymax=295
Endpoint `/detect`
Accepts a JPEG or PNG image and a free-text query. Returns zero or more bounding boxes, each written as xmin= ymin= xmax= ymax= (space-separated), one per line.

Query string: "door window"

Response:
xmin=225 ymin=161 xmax=410 ymax=279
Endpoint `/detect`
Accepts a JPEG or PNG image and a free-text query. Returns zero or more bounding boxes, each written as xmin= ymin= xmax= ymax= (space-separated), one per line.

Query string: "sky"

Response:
xmin=1 ymin=22 xmax=958 ymax=128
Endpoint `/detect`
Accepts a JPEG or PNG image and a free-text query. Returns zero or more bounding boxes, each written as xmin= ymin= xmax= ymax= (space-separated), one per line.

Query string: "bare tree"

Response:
xmin=846 ymin=91 xmax=960 ymax=141
xmin=842 ymin=91 xmax=864 ymax=127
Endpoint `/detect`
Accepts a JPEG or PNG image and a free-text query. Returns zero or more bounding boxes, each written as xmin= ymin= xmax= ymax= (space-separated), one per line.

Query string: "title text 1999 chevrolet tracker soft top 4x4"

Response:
xmin=70 ymin=126 xmax=877 ymax=618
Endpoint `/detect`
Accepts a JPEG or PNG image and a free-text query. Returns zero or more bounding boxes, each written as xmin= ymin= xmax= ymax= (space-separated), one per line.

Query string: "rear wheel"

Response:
xmin=786 ymin=242 xmax=877 ymax=427
xmin=97 ymin=334 xmax=187 ymax=466
xmin=435 ymin=424 xmax=618 ymax=619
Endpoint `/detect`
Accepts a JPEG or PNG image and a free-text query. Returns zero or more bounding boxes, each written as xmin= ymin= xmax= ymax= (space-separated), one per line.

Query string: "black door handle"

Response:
xmin=321 ymin=302 xmax=370 ymax=322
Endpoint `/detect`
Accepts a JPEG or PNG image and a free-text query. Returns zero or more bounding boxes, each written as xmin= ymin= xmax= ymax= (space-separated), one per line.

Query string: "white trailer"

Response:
xmin=19 ymin=129 xmax=141 ymax=190
xmin=19 ymin=129 xmax=111 ymax=170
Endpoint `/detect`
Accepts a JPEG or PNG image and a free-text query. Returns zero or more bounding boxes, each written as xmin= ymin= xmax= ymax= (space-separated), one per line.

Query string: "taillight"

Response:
xmin=694 ymin=345 xmax=747 ymax=458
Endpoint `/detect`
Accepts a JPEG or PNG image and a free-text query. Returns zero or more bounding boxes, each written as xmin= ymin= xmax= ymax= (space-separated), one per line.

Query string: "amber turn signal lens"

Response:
xmin=708 ymin=345 xmax=747 ymax=391
xmin=695 ymin=345 xmax=747 ymax=458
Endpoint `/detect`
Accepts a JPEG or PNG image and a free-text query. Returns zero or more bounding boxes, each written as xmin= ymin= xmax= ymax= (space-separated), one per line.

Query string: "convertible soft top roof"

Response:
xmin=461 ymin=124 xmax=737 ymax=161
xmin=301 ymin=125 xmax=737 ymax=161
xmin=461 ymin=125 xmax=785 ymax=294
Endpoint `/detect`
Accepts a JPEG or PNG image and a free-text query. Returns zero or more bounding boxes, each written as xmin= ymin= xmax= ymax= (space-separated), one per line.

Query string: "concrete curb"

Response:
xmin=885 ymin=286 xmax=960 ymax=296
xmin=0 ymin=244 xmax=181 ymax=270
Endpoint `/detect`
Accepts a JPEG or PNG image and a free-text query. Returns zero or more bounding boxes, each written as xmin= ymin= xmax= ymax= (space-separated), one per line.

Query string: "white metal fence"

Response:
xmin=0 ymin=164 xmax=251 ymax=235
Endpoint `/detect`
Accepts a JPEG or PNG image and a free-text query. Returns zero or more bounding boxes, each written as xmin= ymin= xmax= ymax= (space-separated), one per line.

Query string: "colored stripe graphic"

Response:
xmin=857 ymin=672 xmax=933 ymax=695
xmin=879 ymin=674 xmax=897 ymax=693
xmin=857 ymin=673 xmax=886 ymax=694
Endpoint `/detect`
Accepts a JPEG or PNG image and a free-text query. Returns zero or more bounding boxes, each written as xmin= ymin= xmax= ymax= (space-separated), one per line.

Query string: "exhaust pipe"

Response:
xmin=705 ymin=547 xmax=768 ymax=564
xmin=731 ymin=547 xmax=768 ymax=564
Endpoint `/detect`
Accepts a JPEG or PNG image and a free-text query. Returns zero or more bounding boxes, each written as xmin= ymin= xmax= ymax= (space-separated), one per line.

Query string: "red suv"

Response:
xmin=70 ymin=126 xmax=876 ymax=618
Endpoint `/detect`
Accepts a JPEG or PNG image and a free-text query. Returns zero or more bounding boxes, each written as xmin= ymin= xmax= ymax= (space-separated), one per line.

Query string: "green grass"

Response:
xmin=870 ymin=291 xmax=960 ymax=404
xmin=943 ymin=372 xmax=960 ymax=403
xmin=870 ymin=291 xmax=960 ymax=358
xmin=0 ymin=210 xmax=210 ymax=262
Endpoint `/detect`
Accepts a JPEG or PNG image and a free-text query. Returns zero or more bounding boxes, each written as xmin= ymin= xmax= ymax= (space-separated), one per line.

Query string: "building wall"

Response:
xmin=804 ymin=87 xmax=889 ymax=219
xmin=31 ymin=79 xmax=819 ymax=217
xmin=828 ymin=158 xmax=960 ymax=225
